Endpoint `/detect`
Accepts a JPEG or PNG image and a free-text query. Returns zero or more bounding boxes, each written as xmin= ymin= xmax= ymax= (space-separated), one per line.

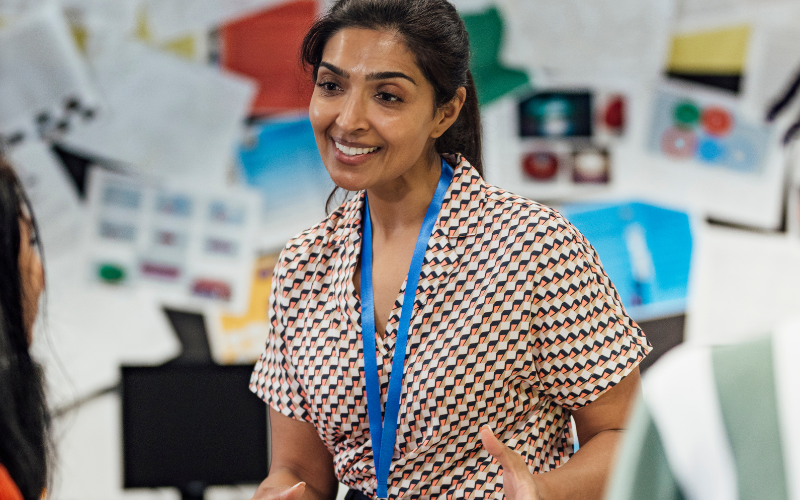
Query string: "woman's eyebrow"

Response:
xmin=366 ymin=71 xmax=416 ymax=85
xmin=318 ymin=62 xmax=416 ymax=85
xmin=319 ymin=62 xmax=348 ymax=77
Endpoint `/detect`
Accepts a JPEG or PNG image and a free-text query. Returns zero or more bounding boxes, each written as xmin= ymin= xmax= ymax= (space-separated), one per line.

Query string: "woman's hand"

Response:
xmin=480 ymin=426 xmax=541 ymax=500
xmin=251 ymin=480 xmax=306 ymax=500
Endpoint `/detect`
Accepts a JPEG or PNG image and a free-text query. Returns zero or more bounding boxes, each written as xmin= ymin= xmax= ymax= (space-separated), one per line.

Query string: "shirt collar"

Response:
xmin=331 ymin=154 xmax=485 ymax=248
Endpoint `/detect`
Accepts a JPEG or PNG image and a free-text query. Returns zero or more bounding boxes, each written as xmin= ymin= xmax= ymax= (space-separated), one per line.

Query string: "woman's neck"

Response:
xmin=365 ymin=153 xmax=442 ymax=238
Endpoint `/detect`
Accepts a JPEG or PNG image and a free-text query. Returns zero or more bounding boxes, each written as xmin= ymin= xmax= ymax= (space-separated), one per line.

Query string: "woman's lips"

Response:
xmin=331 ymin=138 xmax=381 ymax=165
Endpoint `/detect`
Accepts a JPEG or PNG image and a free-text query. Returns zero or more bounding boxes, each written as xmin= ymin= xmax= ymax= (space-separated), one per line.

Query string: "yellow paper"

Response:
xmin=136 ymin=8 xmax=198 ymax=60
xmin=668 ymin=25 xmax=751 ymax=74
xmin=213 ymin=253 xmax=280 ymax=364
xmin=71 ymin=24 xmax=88 ymax=53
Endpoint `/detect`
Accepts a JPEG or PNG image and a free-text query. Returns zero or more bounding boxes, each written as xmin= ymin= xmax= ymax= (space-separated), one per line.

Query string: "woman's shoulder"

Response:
xmin=479 ymin=180 xmax=576 ymax=240
xmin=0 ymin=464 xmax=23 ymax=500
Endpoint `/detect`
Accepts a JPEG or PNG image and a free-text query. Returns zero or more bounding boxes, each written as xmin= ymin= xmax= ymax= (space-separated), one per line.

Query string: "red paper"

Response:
xmin=220 ymin=1 xmax=317 ymax=116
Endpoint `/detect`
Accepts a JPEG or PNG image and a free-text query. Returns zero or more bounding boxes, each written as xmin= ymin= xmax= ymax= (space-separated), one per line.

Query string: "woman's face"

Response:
xmin=309 ymin=28 xmax=457 ymax=192
xmin=19 ymin=217 xmax=43 ymax=343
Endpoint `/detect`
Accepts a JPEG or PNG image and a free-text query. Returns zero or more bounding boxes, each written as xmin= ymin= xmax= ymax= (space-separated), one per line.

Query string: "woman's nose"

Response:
xmin=336 ymin=92 xmax=369 ymax=133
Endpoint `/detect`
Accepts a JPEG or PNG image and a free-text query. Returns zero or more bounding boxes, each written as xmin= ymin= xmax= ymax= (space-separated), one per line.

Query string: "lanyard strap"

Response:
xmin=361 ymin=159 xmax=453 ymax=499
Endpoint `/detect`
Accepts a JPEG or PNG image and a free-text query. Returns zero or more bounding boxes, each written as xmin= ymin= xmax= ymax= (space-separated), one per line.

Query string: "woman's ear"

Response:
xmin=431 ymin=87 xmax=467 ymax=139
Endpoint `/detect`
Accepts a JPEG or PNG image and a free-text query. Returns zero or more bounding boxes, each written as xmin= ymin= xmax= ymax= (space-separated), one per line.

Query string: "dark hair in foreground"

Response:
xmin=302 ymin=0 xmax=483 ymax=210
xmin=0 ymin=156 xmax=50 ymax=500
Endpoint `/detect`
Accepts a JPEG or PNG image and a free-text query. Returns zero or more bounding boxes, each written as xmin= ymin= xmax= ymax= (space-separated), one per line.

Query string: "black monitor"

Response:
xmin=121 ymin=364 xmax=268 ymax=500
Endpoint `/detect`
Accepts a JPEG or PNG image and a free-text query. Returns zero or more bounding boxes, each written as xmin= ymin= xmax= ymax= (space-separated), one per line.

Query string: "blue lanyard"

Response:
xmin=361 ymin=159 xmax=453 ymax=499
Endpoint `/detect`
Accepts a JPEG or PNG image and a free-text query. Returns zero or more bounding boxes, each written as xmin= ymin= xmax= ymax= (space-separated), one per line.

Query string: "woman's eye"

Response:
xmin=317 ymin=81 xmax=340 ymax=92
xmin=377 ymin=92 xmax=401 ymax=102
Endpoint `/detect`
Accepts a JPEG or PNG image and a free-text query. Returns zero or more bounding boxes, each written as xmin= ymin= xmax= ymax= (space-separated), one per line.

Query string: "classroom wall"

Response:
xmin=2 ymin=0 xmax=800 ymax=498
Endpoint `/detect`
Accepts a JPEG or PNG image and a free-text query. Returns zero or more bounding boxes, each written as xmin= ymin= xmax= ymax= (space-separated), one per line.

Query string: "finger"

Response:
xmin=479 ymin=425 xmax=506 ymax=457
xmin=280 ymin=482 xmax=306 ymax=500
xmin=480 ymin=425 xmax=531 ymax=475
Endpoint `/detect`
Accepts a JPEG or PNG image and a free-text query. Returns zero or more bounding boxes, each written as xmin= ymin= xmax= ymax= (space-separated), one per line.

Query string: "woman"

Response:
xmin=249 ymin=1 xmax=650 ymax=498
xmin=0 ymin=155 xmax=49 ymax=500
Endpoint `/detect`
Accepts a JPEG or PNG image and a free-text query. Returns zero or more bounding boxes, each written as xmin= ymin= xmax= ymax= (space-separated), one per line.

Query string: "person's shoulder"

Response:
xmin=479 ymin=181 xmax=575 ymax=240
xmin=0 ymin=463 xmax=23 ymax=500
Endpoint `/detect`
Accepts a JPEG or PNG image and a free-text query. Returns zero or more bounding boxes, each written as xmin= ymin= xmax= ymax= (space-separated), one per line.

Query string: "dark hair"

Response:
xmin=0 ymin=156 xmax=50 ymax=500
xmin=301 ymin=0 xmax=483 ymax=211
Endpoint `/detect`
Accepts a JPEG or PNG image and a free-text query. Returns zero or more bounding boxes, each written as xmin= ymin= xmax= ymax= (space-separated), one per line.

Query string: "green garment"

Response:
xmin=607 ymin=337 xmax=789 ymax=500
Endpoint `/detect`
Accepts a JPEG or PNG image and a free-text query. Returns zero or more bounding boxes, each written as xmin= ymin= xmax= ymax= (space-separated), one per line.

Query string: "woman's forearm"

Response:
xmin=533 ymin=429 xmax=623 ymax=500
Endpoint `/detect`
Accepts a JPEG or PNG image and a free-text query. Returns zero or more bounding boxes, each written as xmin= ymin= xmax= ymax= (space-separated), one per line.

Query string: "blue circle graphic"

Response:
xmin=697 ymin=138 xmax=726 ymax=164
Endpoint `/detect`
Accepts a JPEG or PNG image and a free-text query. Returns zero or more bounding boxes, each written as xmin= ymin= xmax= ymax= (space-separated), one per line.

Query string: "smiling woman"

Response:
xmin=248 ymin=2 xmax=651 ymax=500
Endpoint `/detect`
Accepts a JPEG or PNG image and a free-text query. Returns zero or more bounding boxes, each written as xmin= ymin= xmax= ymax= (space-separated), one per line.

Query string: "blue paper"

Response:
xmin=561 ymin=201 xmax=693 ymax=320
xmin=238 ymin=116 xmax=331 ymax=215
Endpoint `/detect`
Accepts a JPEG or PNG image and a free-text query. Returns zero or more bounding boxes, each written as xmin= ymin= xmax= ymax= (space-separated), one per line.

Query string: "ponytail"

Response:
xmin=435 ymin=70 xmax=482 ymax=176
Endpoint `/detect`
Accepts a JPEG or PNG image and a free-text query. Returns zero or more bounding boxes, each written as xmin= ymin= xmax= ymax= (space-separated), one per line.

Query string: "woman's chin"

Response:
xmin=325 ymin=166 xmax=372 ymax=192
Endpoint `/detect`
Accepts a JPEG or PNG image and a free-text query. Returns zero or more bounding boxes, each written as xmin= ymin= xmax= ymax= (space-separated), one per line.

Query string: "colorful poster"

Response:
xmin=85 ymin=167 xmax=262 ymax=314
xmin=649 ymin=87 xmax=770 ymax=174
xmin=207 ymin=253 xmax=280 ymax=364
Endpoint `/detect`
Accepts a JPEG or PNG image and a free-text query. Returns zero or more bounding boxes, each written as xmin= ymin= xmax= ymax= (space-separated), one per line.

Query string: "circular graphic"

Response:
xmin=523 ymin=152 xmax=559 ymax=180
xmin=674 ymin=101 xmax=701 ymax=128
xmin=722 ymin=135 xmax=758 ymax=173
xmin=661 ymin=127 xmax=698 ymax=159
xmin=697 ymin=138 xmax=726 ymax=163
xmin=701 ymin=106 xmax=734 ymax=136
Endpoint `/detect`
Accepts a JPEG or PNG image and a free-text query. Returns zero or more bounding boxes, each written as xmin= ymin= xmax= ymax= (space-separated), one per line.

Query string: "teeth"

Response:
xmin=335 ymin=141 xmax=378 ymax=156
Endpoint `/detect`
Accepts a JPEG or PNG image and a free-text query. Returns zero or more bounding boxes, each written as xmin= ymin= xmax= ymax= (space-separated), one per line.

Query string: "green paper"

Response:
xmin=462 ymin=7 xmax=530 ymax=106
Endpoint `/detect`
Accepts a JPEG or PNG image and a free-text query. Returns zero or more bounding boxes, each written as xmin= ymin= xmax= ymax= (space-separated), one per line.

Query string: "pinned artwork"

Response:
xmin=597 ymin=94 xmax=626 ymax=136
xmin=61 ymin=39 xmax=256 ymax=187
xmin=516 ymin=89 xmax=623 ymax=193
xmin=219 ymin=1 xmax=318 ymax=116
xmin=207 ymin=253 xmax=281 ymax=364
xmin=666 ymin=25 xmax=750 ymax=93
xmin=649 ymin=88 xmax=770 ymax=174
xmin=522 ymin=151 xmax=561 ymax=181
xmin=572 ymin=147 xmax=611 ymax=183
xmin=0 ymin=3 xmax=100 ymax=152
xmin=238 ymin=115 xmax=333 ymax=249
xmin=85 ymin=168 xmax=261 ymax=314
xmin=141 ymin=0 xmax=290 ymax=42
xmin=519 ymin=89 xmax=628 ymax=141
xmin=6 ymin=140 xmax=84 ymax=258
xmin=461 ymin=6 xmax=530 ymax=106
xmin=519 ymin=91 xmax=593 ymax=138
xmin=560 ymin=201 xmax=694 ymax=321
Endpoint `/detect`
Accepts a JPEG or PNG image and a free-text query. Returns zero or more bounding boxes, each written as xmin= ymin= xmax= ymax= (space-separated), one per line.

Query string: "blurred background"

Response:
xmin=2 ymin=0 xmax=800 ymax=498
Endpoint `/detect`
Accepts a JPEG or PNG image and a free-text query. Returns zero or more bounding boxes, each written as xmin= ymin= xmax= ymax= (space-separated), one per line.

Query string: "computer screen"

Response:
xmin=121 ymin=364 xmax=268 ymax=490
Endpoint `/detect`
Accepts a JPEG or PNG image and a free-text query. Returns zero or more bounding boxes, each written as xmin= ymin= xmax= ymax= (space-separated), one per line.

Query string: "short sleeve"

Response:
xmin=530 ymin=213 xmax=651 ymax=409
xmin=250 ymin=250 xmax=313 ymax=422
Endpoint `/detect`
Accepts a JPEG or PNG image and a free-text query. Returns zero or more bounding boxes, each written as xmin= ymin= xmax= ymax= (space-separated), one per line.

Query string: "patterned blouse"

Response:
xmin=250 ymin=155 xmax=651 ymax=499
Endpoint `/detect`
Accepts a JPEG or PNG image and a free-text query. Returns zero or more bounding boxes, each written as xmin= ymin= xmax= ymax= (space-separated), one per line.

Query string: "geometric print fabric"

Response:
xmin=250 ymin=155 xmax=651 ymax=499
